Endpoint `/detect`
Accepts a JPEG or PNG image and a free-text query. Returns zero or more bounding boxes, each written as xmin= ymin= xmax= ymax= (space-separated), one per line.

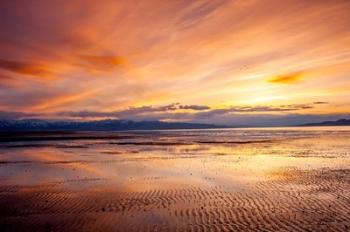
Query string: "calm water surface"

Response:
xmin=0 ymin=126 xmax=349 ymax=188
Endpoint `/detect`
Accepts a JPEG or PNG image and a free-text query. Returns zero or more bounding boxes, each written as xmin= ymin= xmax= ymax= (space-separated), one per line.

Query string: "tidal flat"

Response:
xmin=0 ymin=127 xmax=349 ymax=231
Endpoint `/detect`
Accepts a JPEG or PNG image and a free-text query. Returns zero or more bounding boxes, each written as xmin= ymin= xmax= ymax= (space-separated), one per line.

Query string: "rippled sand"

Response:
xmin=0 ymin=127 xmax=349 ymax=231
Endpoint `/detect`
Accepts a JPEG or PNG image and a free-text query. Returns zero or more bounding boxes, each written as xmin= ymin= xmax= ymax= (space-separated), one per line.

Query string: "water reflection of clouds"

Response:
xmin=0 ymin=130 xmax=349 ymax=192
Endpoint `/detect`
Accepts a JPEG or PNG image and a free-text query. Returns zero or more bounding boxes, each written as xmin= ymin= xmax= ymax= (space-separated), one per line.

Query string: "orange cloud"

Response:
xmin=268 ymin=72 xmax=304 ymax=84
xmin=76 ymin=54 xmax=124 ymax=72
xmin=0 ymin=58 xmax=54 ymax=78
xmin=31 ymin=90 xmax=98 ymax=111
xmin=0 ymin=74 xmax=19 ymax=87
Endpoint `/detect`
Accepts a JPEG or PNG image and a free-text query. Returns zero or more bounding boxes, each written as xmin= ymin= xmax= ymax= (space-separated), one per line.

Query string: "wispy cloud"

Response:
xmin=268 ymin=72 xmax=304 ymax=84
xmin=177 ymin=0 xmax=226 ymax=30
xmin=59 ymin=103 xmax=212 ymax=119
xmin=0 ymin=110 xmax=38 ymax=120
xmin=0 ymin=58 xmax=54 ymax=78
xmin=179 ymin=105 xmax=210 ymax=110
xmin=75 ymin=54 xmax=124 ymax=72
xmin=56 ymin=103 xmax=319 ymax=121
xmin=0 ymin=0 xmax=349 ymax=118
xmin=0 ymin=95 xmax=346 ymax=127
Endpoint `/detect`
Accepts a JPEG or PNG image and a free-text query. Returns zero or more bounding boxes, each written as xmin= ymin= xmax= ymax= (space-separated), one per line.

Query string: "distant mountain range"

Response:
xmin=1 ymin=118 xmax=349 ymax=131
xmin=299 ymin=119 xmax=350 ymax=127
xmin=0 ymin=119 xmax=226 ymax=131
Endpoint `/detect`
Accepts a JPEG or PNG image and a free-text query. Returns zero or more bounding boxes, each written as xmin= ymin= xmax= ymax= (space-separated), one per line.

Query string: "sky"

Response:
xmin=0 ymin=0 xmax=350 ymax=126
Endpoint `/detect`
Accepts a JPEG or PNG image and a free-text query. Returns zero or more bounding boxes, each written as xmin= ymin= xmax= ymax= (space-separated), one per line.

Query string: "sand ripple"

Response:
xmin=0 ymin=168 xmax=349 ymax=231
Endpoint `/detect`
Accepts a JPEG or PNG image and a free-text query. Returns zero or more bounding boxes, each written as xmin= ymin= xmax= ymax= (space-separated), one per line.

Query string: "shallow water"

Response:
xmin=0 ymin=127 xmax=349 ymax=231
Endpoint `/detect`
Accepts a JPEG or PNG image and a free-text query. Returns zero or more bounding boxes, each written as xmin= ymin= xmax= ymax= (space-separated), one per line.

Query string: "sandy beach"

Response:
xmin=0 ymin=127 xmax=349 ymax=231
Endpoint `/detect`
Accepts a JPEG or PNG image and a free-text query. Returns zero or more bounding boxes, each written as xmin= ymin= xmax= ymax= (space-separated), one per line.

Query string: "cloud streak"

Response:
xmin=56 ymin=103 xmax=318 ymax=121
xmin=268 ymin=72 xmax=304 ymax=84
xmin=0 ymin=111 xmax=38 ymax=120
xmin=75 ymin=54 xmax=124 ymax=72
xmin=0 ymin=58 xmax=54 ymax=77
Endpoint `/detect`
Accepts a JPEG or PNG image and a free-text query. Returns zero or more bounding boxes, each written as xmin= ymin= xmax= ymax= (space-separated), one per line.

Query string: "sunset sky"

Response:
xmin=1 ymin=0 xmax=350 ymax=126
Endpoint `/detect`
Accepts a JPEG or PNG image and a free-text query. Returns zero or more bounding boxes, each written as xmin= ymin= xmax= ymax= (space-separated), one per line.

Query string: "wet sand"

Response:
xmin=0 ymin=128 xmax=349 ymax=231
